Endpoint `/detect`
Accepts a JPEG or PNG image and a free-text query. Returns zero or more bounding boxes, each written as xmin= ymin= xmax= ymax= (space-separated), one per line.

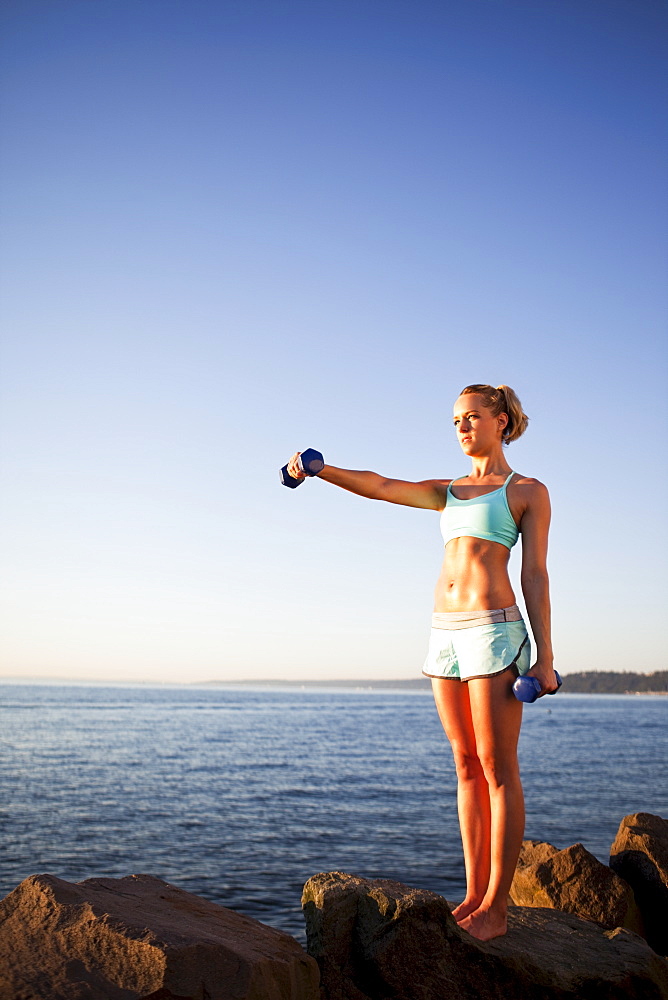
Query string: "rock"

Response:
xmin=0 ymin=873 xmax=319 ymax=1000
xmin=510 ymin=839 xmax=644 ymax=934
xmin=610 ymin=812 xmax=668 ymax=955
xmin=302 ymin=871 xmax=668 ymax=1000
xmin=516 ymin=838 xmax=559 ymax=867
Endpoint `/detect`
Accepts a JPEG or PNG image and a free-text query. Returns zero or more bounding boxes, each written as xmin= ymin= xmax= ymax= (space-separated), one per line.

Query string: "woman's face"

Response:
xmin=452 ymin=393 xmax=508 ymax=455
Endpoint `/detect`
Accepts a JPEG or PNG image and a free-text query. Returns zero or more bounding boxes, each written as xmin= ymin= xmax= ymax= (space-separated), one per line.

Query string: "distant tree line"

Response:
xmin=206 ymin=672 xmax=668 ymax=692
xmin=563 ymin=671 xmax=668 ymax=694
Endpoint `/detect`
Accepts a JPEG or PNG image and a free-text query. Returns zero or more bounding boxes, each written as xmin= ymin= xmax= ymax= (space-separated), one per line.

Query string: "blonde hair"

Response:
xmin=460 ymin=384 xmax=529 ymax=444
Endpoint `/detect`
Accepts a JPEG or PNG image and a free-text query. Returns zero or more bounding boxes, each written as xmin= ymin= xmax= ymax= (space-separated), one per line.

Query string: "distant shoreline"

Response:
xmin=193 ymin=672 xmax=668 ymax=695
xmin=0 ymin=671 xmax=666 ymax=695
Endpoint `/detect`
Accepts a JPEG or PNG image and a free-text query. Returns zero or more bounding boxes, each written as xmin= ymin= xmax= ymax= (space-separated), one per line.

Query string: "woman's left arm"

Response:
xmin=520 ymin=480 xmax=559 ymax=694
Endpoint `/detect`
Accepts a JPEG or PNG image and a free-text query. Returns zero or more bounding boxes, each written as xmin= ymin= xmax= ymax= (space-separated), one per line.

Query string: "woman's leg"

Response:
xmin=457 ymin=669 xmax=524 ymax=941
xmin=430 ymin=677 xmax=491 ymax=922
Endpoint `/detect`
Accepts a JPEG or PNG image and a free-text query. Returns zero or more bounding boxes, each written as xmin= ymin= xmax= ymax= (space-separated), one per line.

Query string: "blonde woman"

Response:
xmin=286 ymin=383 xmax=557 ymax=941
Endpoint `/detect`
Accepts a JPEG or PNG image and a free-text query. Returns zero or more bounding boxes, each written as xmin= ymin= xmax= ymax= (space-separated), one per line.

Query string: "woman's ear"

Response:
xmin=498 ymin=412 xmax=509 ymax=435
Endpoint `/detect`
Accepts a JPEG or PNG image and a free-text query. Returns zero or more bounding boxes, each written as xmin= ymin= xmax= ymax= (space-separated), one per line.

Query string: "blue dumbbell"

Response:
xmin=513 ymin=670 xmax=562 ymax=703
xmin=280 ymin=448 xmax=325 ymax=488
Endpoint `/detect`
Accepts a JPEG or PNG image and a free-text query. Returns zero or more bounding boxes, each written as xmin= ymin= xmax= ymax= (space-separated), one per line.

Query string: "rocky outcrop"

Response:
xmin=302 ymin=871 xmax=668 ymax=1000
xmin=516 ymin=838 xmax=559 ymax=867
xmin=510 ymin=839 xmax=644 ymax=934
xmin=0 ymin=873 xmax=319 ymax=1000
xmin=611 ymin=812 xmax=668 ymax=956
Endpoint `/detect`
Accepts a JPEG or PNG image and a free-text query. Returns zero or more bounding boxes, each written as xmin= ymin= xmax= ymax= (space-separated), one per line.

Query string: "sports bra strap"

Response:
xmin=450 ymin=472 xmax=514 ymax=490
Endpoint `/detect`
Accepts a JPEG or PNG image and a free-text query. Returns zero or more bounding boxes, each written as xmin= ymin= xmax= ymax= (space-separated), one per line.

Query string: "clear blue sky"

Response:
xmin=1 ymin=0 xmax=666 ymax=682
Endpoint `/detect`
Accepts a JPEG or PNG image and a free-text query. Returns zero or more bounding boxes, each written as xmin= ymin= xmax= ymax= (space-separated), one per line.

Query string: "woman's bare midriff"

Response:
xmin=434 ymin=536 xmax=516 ymax=612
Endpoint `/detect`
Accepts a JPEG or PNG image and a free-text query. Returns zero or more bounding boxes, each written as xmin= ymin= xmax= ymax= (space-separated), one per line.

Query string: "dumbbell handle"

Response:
xmin=513 ymin=670 xmax=562 ymax=704
xmin=280 ymin=448 xmax=325 ymax=488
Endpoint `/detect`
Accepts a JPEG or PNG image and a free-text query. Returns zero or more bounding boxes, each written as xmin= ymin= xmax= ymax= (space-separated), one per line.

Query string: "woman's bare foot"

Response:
xmin=457 ymin=904 xmax=507 ymax=941
xmin=451 ymin=897 xmax=484 ymax=923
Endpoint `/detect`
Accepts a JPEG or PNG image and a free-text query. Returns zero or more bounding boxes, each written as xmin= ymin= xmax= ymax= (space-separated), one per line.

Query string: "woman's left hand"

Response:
xmin=527 ymin=660 xmax=560 ymax=696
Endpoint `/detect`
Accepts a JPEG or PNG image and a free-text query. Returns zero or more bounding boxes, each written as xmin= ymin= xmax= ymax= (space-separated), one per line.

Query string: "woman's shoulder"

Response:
xmin=426 ymin=479 xmax=451 ymax=510
xmin=509 ymin=474 xmax=550 ymax=509
xmin=510 ymin=472 xmax=548 ymax=490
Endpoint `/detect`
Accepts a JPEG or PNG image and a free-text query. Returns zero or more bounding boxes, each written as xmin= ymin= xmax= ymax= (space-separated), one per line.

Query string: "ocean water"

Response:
xmin=0 ymin=683 xmax=666 ymax=942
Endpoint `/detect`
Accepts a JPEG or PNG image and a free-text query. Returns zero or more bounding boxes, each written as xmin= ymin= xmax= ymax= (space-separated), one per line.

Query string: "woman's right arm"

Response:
xmin=286 ymin=454 xmax=445 ymax=510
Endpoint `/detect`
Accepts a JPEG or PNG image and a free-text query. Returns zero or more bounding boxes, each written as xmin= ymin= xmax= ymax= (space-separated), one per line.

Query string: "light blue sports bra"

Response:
xmin=440 ymin=472 xmax=519 ymax=549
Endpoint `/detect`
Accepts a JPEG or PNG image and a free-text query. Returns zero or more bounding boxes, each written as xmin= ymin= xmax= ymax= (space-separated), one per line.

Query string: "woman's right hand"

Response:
xmin=286 ymin=452 xmax=306 ymax=481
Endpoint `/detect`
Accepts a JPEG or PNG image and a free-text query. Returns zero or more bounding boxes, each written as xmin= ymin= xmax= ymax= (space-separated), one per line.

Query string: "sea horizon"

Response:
xmin=1 ymin=674 xmax=667 ymax=694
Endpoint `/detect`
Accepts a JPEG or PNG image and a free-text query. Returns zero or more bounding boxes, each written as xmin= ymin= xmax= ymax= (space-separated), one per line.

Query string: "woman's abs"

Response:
xmin=433 ymin=536 xmax=516 ymax=612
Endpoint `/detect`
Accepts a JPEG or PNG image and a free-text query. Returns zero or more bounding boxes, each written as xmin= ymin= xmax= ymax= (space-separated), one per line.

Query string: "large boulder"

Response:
xmin=516 ymin=838 xmax=559 ymax=867
xmin=0 ymin=873 xmax=319 ymax=1000
xmin=610 ymin=812 xmax=668 ymax=955
xmin=510 ymin=839 xmax=644 ymax=934
xmin=302 ymin=871 xmax=668 ymax=1000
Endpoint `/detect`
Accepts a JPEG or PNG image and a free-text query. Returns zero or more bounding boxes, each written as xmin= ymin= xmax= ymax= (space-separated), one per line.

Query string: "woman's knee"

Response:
xmin=451 ymin=746 xmax=485 ymax=783
xmin=476 ymin=748 xmax=521 ymax=789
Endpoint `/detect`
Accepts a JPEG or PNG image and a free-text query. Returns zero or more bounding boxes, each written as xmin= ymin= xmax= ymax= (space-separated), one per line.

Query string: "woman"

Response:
xmin=286 ymin=383 xmax=557 ymax=941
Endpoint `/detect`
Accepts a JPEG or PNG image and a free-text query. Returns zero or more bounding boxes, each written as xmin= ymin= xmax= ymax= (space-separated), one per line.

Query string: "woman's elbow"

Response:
xmin=521 ymin=567 xmax=549 ymax=592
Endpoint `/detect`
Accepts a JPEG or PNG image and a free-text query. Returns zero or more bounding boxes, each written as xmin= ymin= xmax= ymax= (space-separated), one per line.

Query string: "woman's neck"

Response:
xmin=467 ymin=452 xmax=512 ymax=480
